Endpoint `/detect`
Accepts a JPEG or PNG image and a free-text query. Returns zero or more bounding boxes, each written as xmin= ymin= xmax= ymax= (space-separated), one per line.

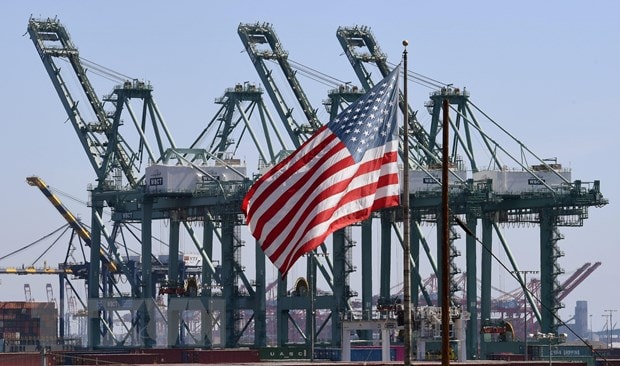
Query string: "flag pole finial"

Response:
xmin=401 ymin=39 xmax=413 ymax=366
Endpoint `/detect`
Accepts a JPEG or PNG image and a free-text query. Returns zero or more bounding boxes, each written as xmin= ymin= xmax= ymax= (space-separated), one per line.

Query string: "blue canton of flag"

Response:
xmin=328 ymin=73 xmax=399 ymax=162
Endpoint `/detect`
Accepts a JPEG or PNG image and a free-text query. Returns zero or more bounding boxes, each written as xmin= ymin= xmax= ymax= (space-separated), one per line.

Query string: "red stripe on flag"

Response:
xmin=261 ymin=150 xmax=396 ymax=255
xmin=267 ymin=153 xmax=399 ymax=270
xmin=279 ymin=186 xmax=399 ymax=274
xmin=251 ymin=141 xmax=347 ymax=241
xmin=241 ymin=126 xmax=332 ymax=217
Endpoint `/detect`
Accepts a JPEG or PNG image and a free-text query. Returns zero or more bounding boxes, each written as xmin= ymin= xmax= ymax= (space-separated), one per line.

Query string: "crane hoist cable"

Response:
xmin=80 ymin=56 xmax=134 ymax=83
xmin=0 ymin=224 xmax=68 ymax=262
xmin=26 ymin=176 xmax=120 ymax=272
xmin=46 ymin=184 xmax=89 ymax=209
xmin=386 ymin=60 xmax=447 ymax=89
xmin=57 ymin=57 xmax=121 ymax=85
xmin=58 ymin=56 xmax=136 ymax=85
xmin=265 ymin=58 xmax=336 ymax=90
xmin=288 ymin=59 xmax=350 ymax=87
xmin=31 ymin=226 xmax=70 ymax=266
xmin=42 ymin=182 xmax=167 ymax=255
xmin=280 ymin=56 xmax=449 ymax=92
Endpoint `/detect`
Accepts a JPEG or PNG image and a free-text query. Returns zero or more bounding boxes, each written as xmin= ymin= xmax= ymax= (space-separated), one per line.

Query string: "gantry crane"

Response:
xmin=46 ymin=283 xmax=56 ymax=305
xmin=32 ymin=17 xmax=361 ymax=350
xmin=24 ymin=284 xmax=33 ymax=302
xmin=27 ymin=17 xmax=180 ymax=348
xmin=337 ymin=25 xmax=462 ymax=306
xmin=28 ymin=17 xmax=276 ymax=349
xmin=28 ymin=16 xmax=608 ymax=356
xmin=238 ymin=22 xmax=368 ymax=348
xmin=336 ymin=24 xmax=608 ymax=359
xmin=336 ymin=25 xmax=468 ymax=348
xmin=25 ymin=175 xmax=148 ymax=344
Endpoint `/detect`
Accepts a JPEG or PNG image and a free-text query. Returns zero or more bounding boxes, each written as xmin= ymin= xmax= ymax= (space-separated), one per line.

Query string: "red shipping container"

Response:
xmin=193 ymin=348 xmax=260 ymax=363
xmin=0 ymin=352 xmax=40 ymax=366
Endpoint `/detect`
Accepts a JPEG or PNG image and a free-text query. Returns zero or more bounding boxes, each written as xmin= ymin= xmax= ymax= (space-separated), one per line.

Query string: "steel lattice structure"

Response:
xmin=27 ymin=18 xmax=607 ymax=359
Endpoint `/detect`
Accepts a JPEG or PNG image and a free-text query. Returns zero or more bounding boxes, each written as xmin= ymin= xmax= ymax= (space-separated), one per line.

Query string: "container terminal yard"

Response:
xmin=0 ymin=14 xmax=615 ymax=365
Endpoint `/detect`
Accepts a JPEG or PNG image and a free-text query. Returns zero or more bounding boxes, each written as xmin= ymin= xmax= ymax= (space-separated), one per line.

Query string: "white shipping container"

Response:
xmin=407 ymin=169 xmax=467 ymax=192
xmin=473 ymin=170 xmax=571 ymax=194
xmin=145 ymin=164 xmax=202 ymax=193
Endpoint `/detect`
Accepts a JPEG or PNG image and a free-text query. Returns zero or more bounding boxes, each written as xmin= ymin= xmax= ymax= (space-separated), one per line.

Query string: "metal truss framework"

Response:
xmin=28 ymin=18 xmax=608 ymax=359
xmin=333 ymin=24 xmax=608 ymax=359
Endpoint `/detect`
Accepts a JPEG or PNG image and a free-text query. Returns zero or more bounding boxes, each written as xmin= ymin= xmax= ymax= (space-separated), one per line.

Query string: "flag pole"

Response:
xmin=401 ymin=40 xmax=413 ymax=366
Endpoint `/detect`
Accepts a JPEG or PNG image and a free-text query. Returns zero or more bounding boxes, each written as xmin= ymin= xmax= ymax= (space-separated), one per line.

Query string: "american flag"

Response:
xmin=242 ymin=65 xmax=401 ymax=276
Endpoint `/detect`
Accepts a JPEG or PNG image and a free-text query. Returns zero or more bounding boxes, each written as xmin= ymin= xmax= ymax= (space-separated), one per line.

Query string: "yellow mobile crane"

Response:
xmin=26 ymin=176 xmax=118 ymax=272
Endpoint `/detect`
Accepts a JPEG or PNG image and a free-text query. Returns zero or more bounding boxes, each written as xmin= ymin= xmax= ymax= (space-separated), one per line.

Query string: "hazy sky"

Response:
xmin=1 ymin=1 xmax=618 ymax=335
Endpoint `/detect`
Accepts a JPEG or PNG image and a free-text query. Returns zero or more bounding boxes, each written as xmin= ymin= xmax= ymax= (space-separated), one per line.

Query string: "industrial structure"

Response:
xmin=0 ymin=302 xmax=58 ymax=352
xmin=20 ymin=17 xmax=607 ymax=361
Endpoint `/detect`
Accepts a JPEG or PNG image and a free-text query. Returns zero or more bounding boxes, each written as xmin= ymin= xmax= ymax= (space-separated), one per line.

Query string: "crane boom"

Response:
xmin=238 ymin=22 xmax=320 ymax=148
xmin=26 ymin=176 xmax=90 ymax=244
xmin=336 ymin=25 xmax=430 ymax=164
xmin=27 ymin=18 xmax=138 ymax=186
xmin=558 ymin=261 xmax=601 ymax=301
xmin=28 ymin=18 xmax=177 ymax=189
xmin=26 ymin=176 xmax=117 ymax=272
xmin=0 ymin=266 xmax=74 ymax=275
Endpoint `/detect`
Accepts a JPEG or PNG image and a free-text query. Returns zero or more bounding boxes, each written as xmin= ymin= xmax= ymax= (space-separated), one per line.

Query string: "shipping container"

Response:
xmin=0 ymin=352 xmax=39 ymax=366
xmin=190 ymin=348 xmax=260 ymax=363
xmin=474 ymin=169 xmax=571 ymax=194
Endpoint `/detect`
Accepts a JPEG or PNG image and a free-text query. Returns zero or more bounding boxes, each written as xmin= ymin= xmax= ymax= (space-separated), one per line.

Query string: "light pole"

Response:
xmin=513 ymin=270 xmax=538 ymax=360
xmin=604 ymin=309 xmax=617 ymax=349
